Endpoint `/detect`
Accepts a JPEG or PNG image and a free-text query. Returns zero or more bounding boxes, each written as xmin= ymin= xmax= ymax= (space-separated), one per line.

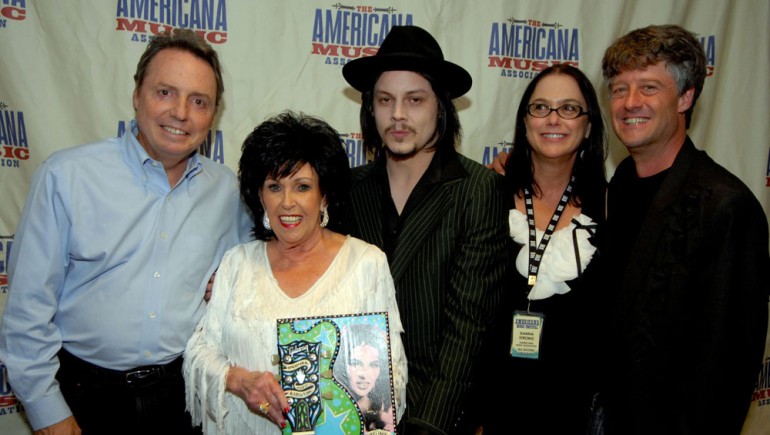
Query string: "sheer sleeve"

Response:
xmin=183 ymin=248 xmax=239 ymax=434
xmin=370 ymin=249 xmax=408 ymax=421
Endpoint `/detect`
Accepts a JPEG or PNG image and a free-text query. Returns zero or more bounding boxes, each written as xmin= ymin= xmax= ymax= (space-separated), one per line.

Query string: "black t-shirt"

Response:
xmin=606 ymin=166 xmax=669 ymax=283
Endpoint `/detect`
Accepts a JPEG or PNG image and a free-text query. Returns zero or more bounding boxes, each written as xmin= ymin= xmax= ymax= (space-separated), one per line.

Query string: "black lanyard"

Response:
xmin=524 ymin=175 xmax=575 ymax=288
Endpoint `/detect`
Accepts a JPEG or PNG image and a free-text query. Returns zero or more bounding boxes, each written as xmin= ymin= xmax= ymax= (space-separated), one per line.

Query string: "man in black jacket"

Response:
xmin=599 ymin=24 xmax=769 ymax=434
xmin=342 ymin=26 xmax=509 ymax=435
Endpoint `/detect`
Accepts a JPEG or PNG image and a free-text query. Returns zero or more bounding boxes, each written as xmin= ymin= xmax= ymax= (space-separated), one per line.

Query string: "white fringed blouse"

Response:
xmin=183 ymin=236 xmax=407 ymax=434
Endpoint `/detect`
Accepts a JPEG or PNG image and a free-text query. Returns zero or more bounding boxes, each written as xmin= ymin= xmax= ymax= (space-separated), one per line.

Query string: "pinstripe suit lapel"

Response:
xmin=350 ymin=170 xmax=385 ymax=249
xmin=389 ymin=180 xmax=457 ymax=282
xmin=351 ymin=150 xmax=467 ymax=283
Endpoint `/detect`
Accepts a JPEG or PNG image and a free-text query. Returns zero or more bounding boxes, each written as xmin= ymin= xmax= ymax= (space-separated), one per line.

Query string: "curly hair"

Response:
xmin=601 ymin=24 xmax=707 ymax=129
xmin=238 ymin=111 xmax=351 ymax=240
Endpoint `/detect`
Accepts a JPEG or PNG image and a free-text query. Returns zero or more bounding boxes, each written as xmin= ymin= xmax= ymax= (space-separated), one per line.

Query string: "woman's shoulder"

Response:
xmin=333 ymin=236 xmax=391 ymax=285
xmin=221 ymin=240 xmax=265 ymax=266
xmin=345 ymin=236 xmax=387 ymax=262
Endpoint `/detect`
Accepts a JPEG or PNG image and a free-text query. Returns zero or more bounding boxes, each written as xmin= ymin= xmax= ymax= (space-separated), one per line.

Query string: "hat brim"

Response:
xmin=343 ymin=53 xmax=472 ymax=99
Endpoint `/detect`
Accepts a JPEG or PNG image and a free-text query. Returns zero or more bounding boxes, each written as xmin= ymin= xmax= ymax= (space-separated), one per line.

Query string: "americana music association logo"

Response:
xmin=310 ymin=3 xmax=414 ymax=66
xmin=115 ymin=0 xmax=228 ymax=44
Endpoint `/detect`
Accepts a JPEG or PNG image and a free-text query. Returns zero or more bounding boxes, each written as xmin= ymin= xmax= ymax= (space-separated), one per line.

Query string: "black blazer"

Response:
xmin=602 ymin=137 xmax=770 ymax=434
xmin=348 ymin=148 xmax=509 ymax=434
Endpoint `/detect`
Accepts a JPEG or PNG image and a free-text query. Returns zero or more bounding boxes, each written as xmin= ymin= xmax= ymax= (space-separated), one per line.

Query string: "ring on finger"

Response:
xmin=258 ymin=402 xmax=270 ymax=415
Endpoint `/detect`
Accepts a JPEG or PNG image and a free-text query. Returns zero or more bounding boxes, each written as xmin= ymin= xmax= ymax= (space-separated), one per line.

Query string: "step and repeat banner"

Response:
xmin=1 ymin=1 xmax=769 ymax=433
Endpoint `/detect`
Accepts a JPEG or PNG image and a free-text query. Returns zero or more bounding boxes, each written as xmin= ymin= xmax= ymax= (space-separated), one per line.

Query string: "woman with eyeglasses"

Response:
xmin=484 ymin=64 xmax=607 ymax=434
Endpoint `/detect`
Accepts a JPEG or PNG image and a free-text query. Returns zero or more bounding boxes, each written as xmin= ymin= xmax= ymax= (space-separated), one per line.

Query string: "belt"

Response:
xmin=58 ymin=348 xmax=184 ymax=388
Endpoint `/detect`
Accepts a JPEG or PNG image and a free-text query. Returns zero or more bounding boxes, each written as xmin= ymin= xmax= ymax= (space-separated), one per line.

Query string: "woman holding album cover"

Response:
xmin=183 ymin=111 xmax=407 ymax=434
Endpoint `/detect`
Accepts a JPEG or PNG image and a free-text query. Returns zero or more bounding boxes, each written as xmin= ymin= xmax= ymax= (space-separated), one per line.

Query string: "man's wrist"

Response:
xmin=24 ymin=391 xmax=72 ymax=431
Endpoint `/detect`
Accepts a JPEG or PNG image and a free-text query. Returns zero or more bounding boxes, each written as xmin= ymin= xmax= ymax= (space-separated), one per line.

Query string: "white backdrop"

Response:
xmin=1 ymin=1 xmax=769 ymax=433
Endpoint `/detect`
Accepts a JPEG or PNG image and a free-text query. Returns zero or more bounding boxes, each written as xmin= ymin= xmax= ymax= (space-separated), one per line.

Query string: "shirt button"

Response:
xmin=144 ymin=351 xmax=152 ymax=358
xmin=153 ymin=272 xmax=160 ymax=278
xmin=149 ymin=311 xmax=157 ymax=319
xmin=160 ymin=232 xmax=168 ymax=240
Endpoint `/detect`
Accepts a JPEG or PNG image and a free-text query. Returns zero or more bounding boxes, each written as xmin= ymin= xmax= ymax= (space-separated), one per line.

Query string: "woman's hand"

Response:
xmin=226 ymin=366 xmax=290 ymax=428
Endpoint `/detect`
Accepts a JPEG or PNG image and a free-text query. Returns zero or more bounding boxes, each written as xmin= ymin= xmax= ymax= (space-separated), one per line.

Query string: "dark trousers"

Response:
xmin=56 ymin=349 xmax=201 ymax=435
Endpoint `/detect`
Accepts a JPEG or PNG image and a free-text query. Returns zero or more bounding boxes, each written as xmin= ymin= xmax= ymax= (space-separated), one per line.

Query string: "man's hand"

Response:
xmin=204 ymin=271 xmax=216 ymax=302
xmin=485 ymin=150 xmax=509 ymax=175
xmin=34 ymin=416 xmax=81 ymax=435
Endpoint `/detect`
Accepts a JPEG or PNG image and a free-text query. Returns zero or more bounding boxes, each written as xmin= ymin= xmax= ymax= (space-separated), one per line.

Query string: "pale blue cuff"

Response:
xmin=23 ymin=390 xmax=72 ymax=431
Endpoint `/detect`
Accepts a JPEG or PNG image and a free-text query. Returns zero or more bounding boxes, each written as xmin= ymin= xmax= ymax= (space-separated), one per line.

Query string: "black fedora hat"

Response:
xmin=342 ymin=25 xmax=472 ymax=98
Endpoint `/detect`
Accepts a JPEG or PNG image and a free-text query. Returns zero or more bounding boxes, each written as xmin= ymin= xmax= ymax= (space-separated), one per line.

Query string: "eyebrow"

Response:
xmin=155 ymin=82 xmax=214 ymax=100
xmin=374 ymin=88 xmax=430 ymax=96
xmin=266 ymin=176 xmax=314 ymax=183
xmin=530 ymin=97 xmax=585 ymax=105
xmin=610 ymin=76 xmax=667 ymax=87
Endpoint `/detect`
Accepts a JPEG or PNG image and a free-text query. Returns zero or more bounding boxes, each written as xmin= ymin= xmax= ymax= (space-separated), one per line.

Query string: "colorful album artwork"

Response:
xmin=277 ymin=312 xmax=396 ymax=435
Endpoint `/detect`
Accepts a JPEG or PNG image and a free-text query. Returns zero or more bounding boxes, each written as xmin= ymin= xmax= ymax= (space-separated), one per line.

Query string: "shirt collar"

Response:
xmin=374 ymin=145 xmax=468 ymax=186
xmin=422 ymin=144 xmax=467 ymax=184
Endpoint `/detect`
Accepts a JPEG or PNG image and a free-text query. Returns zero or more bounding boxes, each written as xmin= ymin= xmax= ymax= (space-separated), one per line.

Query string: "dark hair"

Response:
xmin=239 ymin=111 xmax=351 ymax=240
xmin=134 ymin=28 xmax=224 ymax=107
xmin=333 ymin=324 xmax=392 ymax=430
xmin=601 ymin=24 xmax=707 ymax=129
xmin=359 ymin=71 xmax=461 ymax=158
xmin=504 ymin=64 xmax=607 ymax=206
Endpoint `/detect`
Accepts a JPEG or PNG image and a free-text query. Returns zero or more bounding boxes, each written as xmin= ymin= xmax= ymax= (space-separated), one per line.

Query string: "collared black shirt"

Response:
xmin=373 ymin=146 xmax=467 ymax=261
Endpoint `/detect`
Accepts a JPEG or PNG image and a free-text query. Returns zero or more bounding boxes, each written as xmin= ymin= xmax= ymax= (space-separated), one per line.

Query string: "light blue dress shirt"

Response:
xmin=0 ymin=120 xmax=252 ymax=430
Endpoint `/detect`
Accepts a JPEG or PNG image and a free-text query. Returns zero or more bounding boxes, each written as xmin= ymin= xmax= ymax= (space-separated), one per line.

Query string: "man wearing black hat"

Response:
xmin=342 ymin=26 xmax=509 ymax=435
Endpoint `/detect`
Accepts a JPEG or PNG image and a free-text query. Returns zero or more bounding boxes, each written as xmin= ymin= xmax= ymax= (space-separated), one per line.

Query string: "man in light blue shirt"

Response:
xmin=0 ymin=29 xmax=251 ymax=434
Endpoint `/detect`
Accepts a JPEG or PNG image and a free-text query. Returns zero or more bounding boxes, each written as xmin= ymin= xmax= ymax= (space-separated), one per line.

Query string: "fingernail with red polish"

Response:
xmin=284 ymin=407 xmax=290 ymax=414
xmin=281 ymin=421 xmax=287 ymax=429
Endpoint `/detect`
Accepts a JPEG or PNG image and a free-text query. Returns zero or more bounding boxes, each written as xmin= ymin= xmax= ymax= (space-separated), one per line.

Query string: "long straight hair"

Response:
xmin=503 ymin=64 xmax=607 ymax=206
xmin=359 ymin=71 xmax=462 ymax=159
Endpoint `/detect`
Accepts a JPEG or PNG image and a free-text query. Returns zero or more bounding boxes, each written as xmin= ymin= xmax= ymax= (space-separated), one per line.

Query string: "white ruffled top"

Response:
xmin=509 ymin=209 xmax=597 ymax=300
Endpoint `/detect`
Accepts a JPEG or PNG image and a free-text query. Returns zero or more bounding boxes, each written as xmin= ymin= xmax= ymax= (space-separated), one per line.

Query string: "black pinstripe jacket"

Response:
xmin=347 ymin=147 xmax=509 ymax=434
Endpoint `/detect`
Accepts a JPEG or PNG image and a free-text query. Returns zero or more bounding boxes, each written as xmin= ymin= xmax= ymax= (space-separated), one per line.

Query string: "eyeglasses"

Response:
xmin=526 ymin=103 xmax=588 ymax=120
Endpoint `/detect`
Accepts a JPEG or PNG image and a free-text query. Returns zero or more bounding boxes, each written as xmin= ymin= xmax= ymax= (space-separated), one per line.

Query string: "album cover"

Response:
xmin=277 ymin=312 xmax=396 ymax=435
